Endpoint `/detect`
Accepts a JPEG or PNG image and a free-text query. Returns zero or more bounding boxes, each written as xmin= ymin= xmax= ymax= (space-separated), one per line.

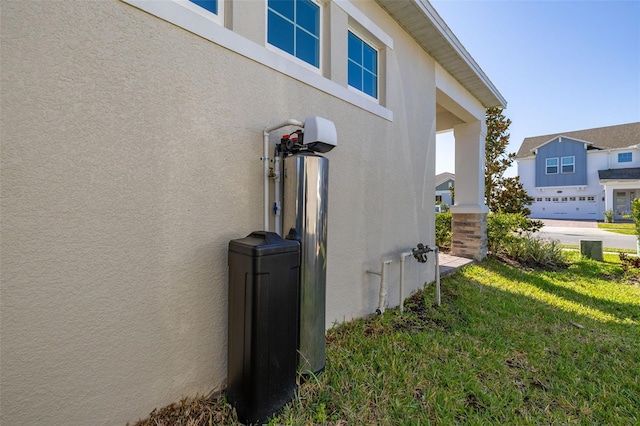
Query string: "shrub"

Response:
xmin=497 ymin=233 xmax=567 ymax=269
xmin=603 ymin=209 xmax=614 ymax=223
xmin=486 ymin=213 xmax=543 ymax=254
xmin=631 ymin=199 xmax=640 ymax=237
xmin=435 ymin=212 xmax=452 ymax=250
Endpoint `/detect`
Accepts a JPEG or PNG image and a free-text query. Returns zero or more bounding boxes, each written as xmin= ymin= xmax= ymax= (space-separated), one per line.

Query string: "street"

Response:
xmin=535 ymin=221 xmax=636 ymax=251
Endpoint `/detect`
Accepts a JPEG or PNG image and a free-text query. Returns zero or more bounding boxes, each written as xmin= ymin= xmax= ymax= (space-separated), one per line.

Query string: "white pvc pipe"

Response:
xmin=274 ymin=155 xmax=281 ymax=235
xmin=262 ymin=131 xmax=270 ymax=231
xmin=433 ymin=246 xmax=441 ymax=306
xmin=366 ymin=260 xmax=392 ymax=315
xmin=400 ymin=246 xmax=441 ymax=310
xmin=379 ymin=260 xmax=392 ymax=314
xmin=262 ymin=119 xmax=304 ymax=233
xmin=399 ymin=252 xmax=412 ymax=312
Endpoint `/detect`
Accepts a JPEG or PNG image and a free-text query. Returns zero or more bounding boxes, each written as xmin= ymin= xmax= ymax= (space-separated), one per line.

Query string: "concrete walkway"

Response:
xmin=439 ymin=252 xmax=474 ymax=277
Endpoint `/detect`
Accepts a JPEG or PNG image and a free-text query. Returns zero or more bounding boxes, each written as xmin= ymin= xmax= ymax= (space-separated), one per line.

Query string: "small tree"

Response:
xmin=631 ymin=199 xmax=640 ymax=256
xmin=485 ymin=108 xmax=532 ymax=215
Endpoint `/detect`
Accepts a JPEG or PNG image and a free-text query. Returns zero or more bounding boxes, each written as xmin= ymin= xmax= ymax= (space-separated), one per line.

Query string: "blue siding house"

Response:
xmin=517 ymin=123 xmax=640 ymax=220
xmin=534 ymin=137 xmax=588 ymax=188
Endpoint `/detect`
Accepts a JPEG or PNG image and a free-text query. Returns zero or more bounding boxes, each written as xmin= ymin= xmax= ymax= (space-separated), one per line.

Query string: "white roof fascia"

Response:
xmin=529 ymin=135 xmax=594 ymax=153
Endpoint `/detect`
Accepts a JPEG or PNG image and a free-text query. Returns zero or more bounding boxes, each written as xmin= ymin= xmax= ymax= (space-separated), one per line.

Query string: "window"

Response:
xmin=268 ymin=0 xmax=320 ymax=68
xmin=348 ymin=31 xmax=378 ymax=99
xmin=569 ymin=196 xmax=576 ymax=201
xmin=189 ymin=0 xmax=217 ymax=15
xmin=552 ymin=197 xmax=559 ymax=202
xmin=587 ymin=196 xmax=595 ymax=202
xmin=619 ymin=152 xmax=632 ymax=163
xmin=536 ymin=197 xmax=543 ymax=202
xmin=546 ymin=158 xmax=559 ymax=174
xmin=579 ymin=196 xmax=586 ymax=201
xmin=545 ymin=197 xmax=551 ymax=202
xmin=561 ymin=156 xmax=575 ymax=173
xmin=561 ymin=197 xmax=568 ymax=202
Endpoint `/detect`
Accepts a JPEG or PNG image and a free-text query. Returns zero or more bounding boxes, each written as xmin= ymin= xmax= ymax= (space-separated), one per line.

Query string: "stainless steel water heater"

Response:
xmin=283 ymin=153 xmax=329 ymax=374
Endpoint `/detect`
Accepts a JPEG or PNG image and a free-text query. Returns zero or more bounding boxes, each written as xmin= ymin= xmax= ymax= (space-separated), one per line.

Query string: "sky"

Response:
xmin=431 ymin=0 xmax=640 ymax=177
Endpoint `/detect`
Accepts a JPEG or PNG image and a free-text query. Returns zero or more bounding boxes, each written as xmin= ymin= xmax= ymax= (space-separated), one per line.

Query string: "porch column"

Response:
xmin=603 ymin=185 xmax=614 ymax=214
xmin=450 ymin=120 xmax=489 ymax=260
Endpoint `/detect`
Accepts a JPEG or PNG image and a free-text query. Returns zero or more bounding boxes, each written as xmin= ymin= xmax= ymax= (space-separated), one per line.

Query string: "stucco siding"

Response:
xmin=0 ymin=1 xmax=450 ymax=425
xmin=534 ymin=138 xmax=587 ymax=187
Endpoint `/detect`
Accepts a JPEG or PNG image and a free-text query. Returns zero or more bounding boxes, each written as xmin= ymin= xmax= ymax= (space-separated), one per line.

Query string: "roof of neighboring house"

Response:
xmin=516 ymin=122 xmax=640 ymax=158
xmin=598 ymin=167 xmax=640 ymax=181
xmin=375 ymin=0 xmax=506 ymax=109
xmin=435 ymin=172 xmax=455 ymax=186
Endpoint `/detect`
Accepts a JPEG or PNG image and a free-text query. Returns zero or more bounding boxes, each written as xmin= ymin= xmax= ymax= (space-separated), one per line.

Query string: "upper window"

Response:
xmin=619 ymin=152 xmax=632 ymax=163
xmin=561 ymin=156 xmax=575 ymax=174
xmin=348 ymin=31 xmax=378 ymax=99
xmin=267 ymin=0 xmax=320 ymax=68
xmin=546 ymin=157 xmax=559 ymax=174
xmin=189 ymin=0 xmax=218 ymax=15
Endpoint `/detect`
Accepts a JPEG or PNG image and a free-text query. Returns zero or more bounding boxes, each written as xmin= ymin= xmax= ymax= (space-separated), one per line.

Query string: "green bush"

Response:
xmin=497 ymin=233 xmax=567 ymax=269
xmin=435 ymin=212 xmax=452 ymax=250
xmin=486 ymin=213 xmax=543 ymax=253
xmin=603 ymin=209 xmax=614 ymax=223
xmin=631 ymin=199 xmax=640 ymax=237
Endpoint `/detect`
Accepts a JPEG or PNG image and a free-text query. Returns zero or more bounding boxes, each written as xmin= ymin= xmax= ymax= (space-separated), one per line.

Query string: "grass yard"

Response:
xmin=134 ymin=252 xmax=640 ymax=425
xmin=598 ymin=222 xmax=636 ymax=235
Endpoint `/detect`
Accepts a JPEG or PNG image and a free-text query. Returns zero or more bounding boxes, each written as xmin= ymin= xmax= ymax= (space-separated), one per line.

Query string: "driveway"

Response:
xmin=535 ymin=219 xmax=636 ymax=250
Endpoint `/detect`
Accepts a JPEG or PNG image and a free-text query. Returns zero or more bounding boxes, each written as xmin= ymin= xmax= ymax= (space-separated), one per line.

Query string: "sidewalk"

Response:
xmin=439 ymin=252 xmax=474 ymax=276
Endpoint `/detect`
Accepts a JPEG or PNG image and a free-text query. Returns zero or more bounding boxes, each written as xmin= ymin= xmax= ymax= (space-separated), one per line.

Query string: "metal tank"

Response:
xmin=282 ymin=152 xmax=329 ymax=375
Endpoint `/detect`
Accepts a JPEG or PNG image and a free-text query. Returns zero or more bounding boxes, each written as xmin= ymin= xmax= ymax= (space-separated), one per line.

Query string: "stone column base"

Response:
xmin=451 ymin=213 xmax=487 ymax=261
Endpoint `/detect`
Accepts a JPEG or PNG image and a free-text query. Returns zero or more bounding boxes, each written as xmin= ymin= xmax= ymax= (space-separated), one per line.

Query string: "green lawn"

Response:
xmin=598 ymin=222 xmax=636 ymax=235
xmin=134 ymin=253 xmax=640 ymax=425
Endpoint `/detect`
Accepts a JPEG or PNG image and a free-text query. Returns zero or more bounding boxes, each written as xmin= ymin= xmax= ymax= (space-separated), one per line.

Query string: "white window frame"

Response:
xmin=618 ymin=152 xmax=632 ymax=163
xmin=266 ymin=0 xmax=322 ymax=72
xmin=561 ymin=156 xmax=575 ymax=174
xmin=347 ymin=29 xmax=379 ymax=102
xmin=182 ymin=0 xmax=224 ymax=26
xmin=546 ymin=157 xmax=559 ymax=175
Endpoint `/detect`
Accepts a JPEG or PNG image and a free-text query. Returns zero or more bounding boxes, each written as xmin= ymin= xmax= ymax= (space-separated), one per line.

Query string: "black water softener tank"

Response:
xmin=227 ymin=231 xmax=300 ymax=424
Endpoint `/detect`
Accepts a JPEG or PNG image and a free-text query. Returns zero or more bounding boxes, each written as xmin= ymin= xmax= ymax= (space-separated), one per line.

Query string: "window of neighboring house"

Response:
xmin=561 ymin=156 xmax=575 ymax=173
xmin=435 ymin=195 xmax=442 ymax=202
xmin=267 ymin=0 xmax=320 ymax=68
xmin=348 ymin=31 xmax=378 ymax=99
xmin=546 ymin=158 xmax=559 ymax=174
xmin=587 ymin=196 xmax=595 ymax=202
xmin=569 ymin=196 xmax=576 ymax=201
xmin=552 ymin=197 xmax=559 ymax=202
xmin=189 ymin=0 xmax=217 ymax=15
xmin=618 ymin=152 xmax=632 ymax=163
xmin=579 ymin=196 xmax=586 ymax=201
xmin=536 ymin=197 xmax=543 ymax=202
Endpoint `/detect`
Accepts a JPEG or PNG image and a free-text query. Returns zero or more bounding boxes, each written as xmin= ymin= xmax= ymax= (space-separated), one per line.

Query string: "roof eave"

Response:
xmin=374 ymin=0 xmax=506 ymax=109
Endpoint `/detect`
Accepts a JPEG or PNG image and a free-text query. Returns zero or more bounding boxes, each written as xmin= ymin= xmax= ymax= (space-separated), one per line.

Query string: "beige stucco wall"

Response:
xmin=1 ymin=1 xmax=456 ymax=424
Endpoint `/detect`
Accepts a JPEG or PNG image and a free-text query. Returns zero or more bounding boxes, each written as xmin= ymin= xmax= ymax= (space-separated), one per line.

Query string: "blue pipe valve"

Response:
xmin=411 ymin=243 xmax=433 ymax=263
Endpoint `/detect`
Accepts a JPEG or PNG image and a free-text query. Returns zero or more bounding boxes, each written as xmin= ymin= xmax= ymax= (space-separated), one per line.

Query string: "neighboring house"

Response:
xmin=435 ymin=172 xmax=455 ymax=206
xmin=1 ymin=1 xmax=505 ymax=424
xmin=516 ymin=122 xmax=640 ymax=220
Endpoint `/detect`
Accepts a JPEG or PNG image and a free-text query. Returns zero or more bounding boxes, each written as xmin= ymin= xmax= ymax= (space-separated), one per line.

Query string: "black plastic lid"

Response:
xmin=229 ymin=231 xmax=299 ymax=256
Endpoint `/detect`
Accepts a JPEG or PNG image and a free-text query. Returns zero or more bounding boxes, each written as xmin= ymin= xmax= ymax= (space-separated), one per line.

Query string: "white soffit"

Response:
xmin=374 ymin=0 xmax=507 ymax=109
